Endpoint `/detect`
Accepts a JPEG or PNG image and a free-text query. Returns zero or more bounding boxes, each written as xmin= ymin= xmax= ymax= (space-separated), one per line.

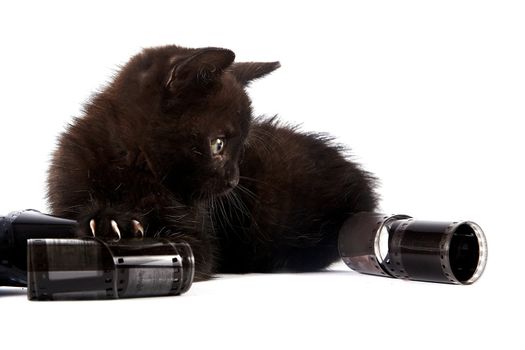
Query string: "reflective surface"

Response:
xmin=338 ymin=212 xmax=488 ymax=284
xmin=27 ymin=237 xmax=195 ymax=300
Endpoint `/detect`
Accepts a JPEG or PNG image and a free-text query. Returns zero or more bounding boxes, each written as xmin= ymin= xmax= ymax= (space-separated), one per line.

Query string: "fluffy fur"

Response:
xmin=47 ymin=45 xmax=378 ymax=280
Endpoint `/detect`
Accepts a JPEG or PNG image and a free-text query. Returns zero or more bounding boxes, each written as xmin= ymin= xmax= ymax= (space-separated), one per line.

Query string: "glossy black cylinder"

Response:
xmin=0 ymin=210 xmax=77 ymax=287
xmin=338 ymin=212 xmax=488 ymax=285
xmin=27 ymin=237 xmax=194 ymax=300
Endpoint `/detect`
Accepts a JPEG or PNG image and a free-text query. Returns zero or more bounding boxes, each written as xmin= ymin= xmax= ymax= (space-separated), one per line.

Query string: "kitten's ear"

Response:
xmin=166 ymin=48 xmax=235 ymax=92
xmin=230 ymin=61 xmax=281 ymax=85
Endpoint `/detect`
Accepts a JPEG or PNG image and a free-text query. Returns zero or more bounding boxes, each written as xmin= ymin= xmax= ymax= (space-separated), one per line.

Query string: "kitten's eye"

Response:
xmin=210 ymin=138 xmax=225 ymax=155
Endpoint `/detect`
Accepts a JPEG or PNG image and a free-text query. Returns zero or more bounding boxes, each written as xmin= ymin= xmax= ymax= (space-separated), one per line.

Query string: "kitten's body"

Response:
xmin=215 ymin=118 xmax=377 ymax=272
xmin=47 ymin=45 xmax=377 ymax=280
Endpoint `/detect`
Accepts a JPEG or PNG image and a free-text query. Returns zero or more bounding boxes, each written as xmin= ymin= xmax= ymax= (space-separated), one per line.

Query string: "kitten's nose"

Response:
xmin=228 ymin=177 xmax=239 ymax=188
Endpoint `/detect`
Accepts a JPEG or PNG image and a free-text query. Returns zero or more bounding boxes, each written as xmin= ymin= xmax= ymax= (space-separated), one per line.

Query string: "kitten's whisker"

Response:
xmin=207 ymin=191 xmax=217 ymax=234
xmin=166 ymin=230 xmax=183 ymax=238
xmin=216 ymin=196 xmax=226 ymax=229
xmin=232 ymin=188 xmax=268 ymax=241
xmin=225 ymin=192 xmax=242 ymax=223
xmin=235 ymin=184 xmax=258 ymax=202
xmin=165 ymin=213 xmax=189 ymax=222
xmin=219 ymin=195 xmax=233 ymax=229
xmin=230 ymin=191 xmax=248 ymax=222
xmin=238 ymin=175 xmax=270 ymax=187
xmin=154 ymin=226 xmax=167 ymax=238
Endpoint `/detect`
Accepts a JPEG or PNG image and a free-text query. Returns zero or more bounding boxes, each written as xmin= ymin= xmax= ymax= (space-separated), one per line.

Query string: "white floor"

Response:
xmin=1 ymin=1 xmax=523 ymax=349
xmin=2 ymin=259 xmax=520 ymax=350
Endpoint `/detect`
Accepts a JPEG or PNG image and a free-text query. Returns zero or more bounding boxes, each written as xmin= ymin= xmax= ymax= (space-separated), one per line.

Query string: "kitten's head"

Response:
xmin=110 ymin=46 xmax=279 ymax=202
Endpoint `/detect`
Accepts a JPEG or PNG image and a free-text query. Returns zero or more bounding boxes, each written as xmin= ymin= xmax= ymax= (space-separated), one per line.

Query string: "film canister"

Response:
xmin=338 ymin=212 xmax=488 ymax=284
xmin=27 ymin=237 xmax=194 ymax=300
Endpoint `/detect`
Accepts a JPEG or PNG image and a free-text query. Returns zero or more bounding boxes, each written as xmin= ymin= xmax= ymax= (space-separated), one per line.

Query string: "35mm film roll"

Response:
xmin=27 ymin=237 xmax=194 ymax=300
xmin=338 ymin=213 xmax=488 ymax=284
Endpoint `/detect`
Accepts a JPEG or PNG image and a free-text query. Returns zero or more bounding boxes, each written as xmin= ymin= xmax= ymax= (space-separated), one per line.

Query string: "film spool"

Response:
xmin=27 ymin=237 xmax=194 ymax=300
xmin=338 ymin=212 xmax=488 ymax=285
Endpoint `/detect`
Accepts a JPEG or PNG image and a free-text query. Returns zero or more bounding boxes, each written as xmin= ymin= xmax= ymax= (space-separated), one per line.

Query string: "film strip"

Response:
xmin=338 ymin=212 xmax=488 ymax=284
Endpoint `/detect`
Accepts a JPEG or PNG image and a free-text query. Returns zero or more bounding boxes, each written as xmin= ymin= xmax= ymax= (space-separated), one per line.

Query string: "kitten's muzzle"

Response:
xmin=223 ymin=163 xmax=239 ymax=189
xmin=216 ymin=177 xmax=239 ymax=196
xmin=228 ymin=176 xmax=239 ymax=188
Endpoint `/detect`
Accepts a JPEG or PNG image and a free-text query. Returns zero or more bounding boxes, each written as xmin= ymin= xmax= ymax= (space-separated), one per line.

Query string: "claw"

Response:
xmin=132 ymin=220 xmax=144 ymax=238
xmin=110 ymin=220 xmax=121 ymax=240
xmin=90 ymin=219 xmax=96 ymax=237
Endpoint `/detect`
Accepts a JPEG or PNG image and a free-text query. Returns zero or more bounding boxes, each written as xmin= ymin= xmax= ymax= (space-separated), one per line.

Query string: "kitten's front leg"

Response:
xmin=76 ymin=202 xmax=216 ymax=281
xmin=75 ymin=190 xmax=165 ymax=239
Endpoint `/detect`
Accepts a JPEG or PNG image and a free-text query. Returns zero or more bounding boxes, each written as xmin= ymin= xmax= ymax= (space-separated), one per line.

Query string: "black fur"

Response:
xmin=47 ymin=45 xmax=378 ymax=280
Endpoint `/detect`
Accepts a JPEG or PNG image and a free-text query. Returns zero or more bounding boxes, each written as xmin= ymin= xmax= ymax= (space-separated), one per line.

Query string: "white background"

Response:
xmin=1 ymin=0 xmax=524 ymax=349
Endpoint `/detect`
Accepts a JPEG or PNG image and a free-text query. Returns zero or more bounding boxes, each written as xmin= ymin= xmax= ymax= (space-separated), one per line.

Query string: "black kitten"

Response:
xmin=47 ymin=45 xmax=378 ymax=280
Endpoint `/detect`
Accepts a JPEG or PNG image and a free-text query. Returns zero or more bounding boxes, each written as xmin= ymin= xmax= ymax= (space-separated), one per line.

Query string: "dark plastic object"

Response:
xmin=27 ymin=237 xmax=194 ymax=300
xmin=0 ymin=210 xmax=77 ymax=287
xmin=1 ymin=210 xmax=194 ymax=300
xmin=338 ymin=212 xmax=488 ymax=284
